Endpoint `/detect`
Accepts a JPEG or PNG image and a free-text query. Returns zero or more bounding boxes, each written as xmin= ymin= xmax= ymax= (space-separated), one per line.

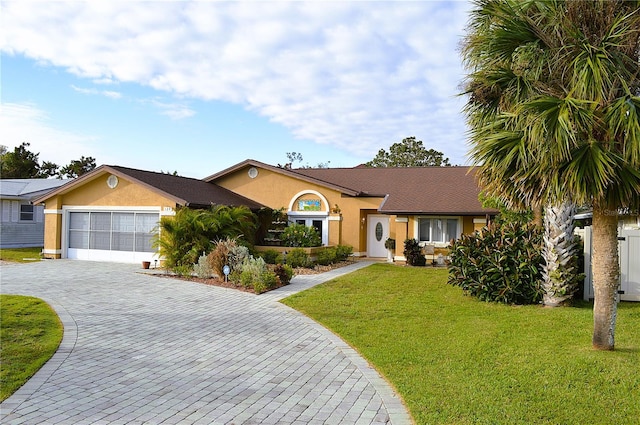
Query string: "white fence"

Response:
xmin=577 ymin=227 xmax=640 ymax=302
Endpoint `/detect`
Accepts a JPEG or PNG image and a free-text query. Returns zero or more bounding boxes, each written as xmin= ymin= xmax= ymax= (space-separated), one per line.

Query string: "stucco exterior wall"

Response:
xmin=215 ymin=165 xmax=386 ymax=251
xmin=60 ymin=174 xmax=176 ymax=209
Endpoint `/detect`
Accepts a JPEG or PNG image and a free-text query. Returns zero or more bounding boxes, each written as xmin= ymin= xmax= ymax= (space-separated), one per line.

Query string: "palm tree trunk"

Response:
xmin=591 ymin=203 xmax=620 ymax=350
xmin=542 ymin=200 xmax=578 ymax=307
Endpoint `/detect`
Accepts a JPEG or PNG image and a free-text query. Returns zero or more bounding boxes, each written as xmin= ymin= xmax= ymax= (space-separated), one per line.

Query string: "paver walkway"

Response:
xmin=0 ymin=260 xmax=411 ymax=425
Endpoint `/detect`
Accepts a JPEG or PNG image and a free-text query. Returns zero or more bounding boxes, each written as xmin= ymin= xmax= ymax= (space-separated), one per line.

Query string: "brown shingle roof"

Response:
xmin=292 ymin=166 xmax=494 ymax=215
xmin=34 ymin=165 xmax=265 ymax=209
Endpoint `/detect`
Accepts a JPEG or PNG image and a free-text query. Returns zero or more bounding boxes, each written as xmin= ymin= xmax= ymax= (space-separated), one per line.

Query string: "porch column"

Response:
xmin=43 ymin=208 xmax=63 ymax=259
xmin=394 ymin=216 xmax=409 ymax=261
xmin=328 ymin=213 xmax=342 ymax=246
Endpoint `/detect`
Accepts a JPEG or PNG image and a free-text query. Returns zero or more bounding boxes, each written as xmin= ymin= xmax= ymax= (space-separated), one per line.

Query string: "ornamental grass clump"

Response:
xmin=448 ymin=222 xmax=544 ymax=304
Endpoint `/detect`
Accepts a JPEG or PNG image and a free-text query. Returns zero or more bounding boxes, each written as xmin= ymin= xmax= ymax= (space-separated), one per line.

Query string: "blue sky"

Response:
xmin=1 ymin=1 xmax=472 ymax=179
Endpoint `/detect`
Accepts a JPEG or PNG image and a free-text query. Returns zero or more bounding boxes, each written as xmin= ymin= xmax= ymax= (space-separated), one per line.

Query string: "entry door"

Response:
xmin=367 ymin=215 xmax=389 ymax=258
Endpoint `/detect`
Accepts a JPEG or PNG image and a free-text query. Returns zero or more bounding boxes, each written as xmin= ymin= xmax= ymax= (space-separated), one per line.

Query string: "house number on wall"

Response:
xmin=375 ymin=222 xmax=383 ymax=241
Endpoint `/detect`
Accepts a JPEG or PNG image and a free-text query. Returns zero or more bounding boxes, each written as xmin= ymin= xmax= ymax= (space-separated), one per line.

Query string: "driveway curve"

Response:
xmin=0 ymin=260 xmax=411 ymax=425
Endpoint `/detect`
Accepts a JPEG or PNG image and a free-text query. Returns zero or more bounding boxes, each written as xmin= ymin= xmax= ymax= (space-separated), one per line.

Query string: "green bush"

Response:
xmin=316 ymin=247 xmax=337 ymax=266
xmin=173 ymin=264 xmax=193 ymax=277
xmin=404 ymin=239 xmax=426 ymax=266
xmin=271 ymin=263 xmax=294 ymax=285
xmin=194 ymin=254 xmax=213 ymax=278
xmin=254 ymin=270 xmax=279 ymax=294
xmin=448 ymin=222 xmax=544 ymax=304
xmin=259 ymin=249 xmax=283 ymax=264
xmin=281 ymin=224 xmax=322 ymax=247
xmin=335 ymin=245 xmax=354 ymax=261
xmin=236 ymin=256 xmax=267 ymax=288
xmin=228 ymin=245 xmax=250 ymax=271
xmin=286 ymin=248 xmax=312 ymax=268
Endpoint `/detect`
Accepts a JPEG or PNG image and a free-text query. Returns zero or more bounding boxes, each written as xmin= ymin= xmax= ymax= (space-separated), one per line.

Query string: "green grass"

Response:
xmin=0 ymin=295 xmax=63 ymax=401
xmin=283 ymin=264 xmax=640 ymax=425
xmin=0 ymin=247 xmax=43 ymax=263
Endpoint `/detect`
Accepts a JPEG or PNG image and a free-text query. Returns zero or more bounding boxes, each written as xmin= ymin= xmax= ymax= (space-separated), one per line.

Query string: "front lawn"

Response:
xmin=0 ymin=247 xmax=42 ymax=263
xmin=0 ymin=295 xmax=63 ymax=401
xmin=282 ymin=264 xmax=640 ymax=425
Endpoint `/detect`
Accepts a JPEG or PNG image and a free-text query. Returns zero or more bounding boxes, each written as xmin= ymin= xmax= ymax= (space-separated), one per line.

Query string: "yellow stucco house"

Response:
xmin=36 ymin=159 xmax=496 ymax=264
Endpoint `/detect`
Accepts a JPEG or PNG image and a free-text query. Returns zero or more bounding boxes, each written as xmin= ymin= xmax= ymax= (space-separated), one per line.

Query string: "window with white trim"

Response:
xmin=20 ymin=204 xmax=34 ymax=221
xmin=418 ymin=217 xmax=460 ymax=244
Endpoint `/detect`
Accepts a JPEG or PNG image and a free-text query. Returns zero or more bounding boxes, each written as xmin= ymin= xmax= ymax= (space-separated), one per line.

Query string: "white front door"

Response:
xmin=367 ymin=215 xmax=389 ymax=258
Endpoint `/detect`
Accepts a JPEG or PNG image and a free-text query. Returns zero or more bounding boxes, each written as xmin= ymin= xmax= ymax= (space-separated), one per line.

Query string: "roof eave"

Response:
xmin=32 ymin=165 xmax=188 ymax=206
xmin=378 ymin=210 xmax=498 ymax=216
xmin=206 ymin=159 xmax=360 ymax=196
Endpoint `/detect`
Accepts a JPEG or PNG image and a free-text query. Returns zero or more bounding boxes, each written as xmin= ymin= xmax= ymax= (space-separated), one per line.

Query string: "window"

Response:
xmin=418 ymin=217 xmax=460 ymax=243
xmin=20 ymin=204 xmax=34 ymax=221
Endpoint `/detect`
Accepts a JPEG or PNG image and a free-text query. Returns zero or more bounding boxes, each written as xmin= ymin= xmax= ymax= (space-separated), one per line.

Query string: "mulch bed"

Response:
xmin=153 ymin=260 xmax=356 ymax=294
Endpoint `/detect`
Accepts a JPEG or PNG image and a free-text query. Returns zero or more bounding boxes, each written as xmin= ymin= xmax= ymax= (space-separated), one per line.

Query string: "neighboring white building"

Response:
xmin=0 ymin=179 xmax=70 ymax=248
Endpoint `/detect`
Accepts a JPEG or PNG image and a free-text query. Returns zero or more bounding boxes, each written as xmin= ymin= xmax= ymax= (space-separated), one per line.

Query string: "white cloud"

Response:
xmin=147 ymin=99 xmax=196 ymax=120
xmin=1 ymin=1 xmax=473 ymax=163
xmin=71 ymin=85 xmax=122 ymax=99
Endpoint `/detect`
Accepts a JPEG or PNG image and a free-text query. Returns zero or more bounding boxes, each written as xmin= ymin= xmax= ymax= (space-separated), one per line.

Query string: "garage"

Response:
xmin=36 ymin=164 xmax=264 ymax=263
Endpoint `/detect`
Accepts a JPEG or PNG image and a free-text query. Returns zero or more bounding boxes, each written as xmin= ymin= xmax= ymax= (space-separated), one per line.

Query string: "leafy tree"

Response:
xmin=37 ymin=161 xmax=60 ymax=178
xmin=365 ymin=137 xmax=450 ymax=167
xmin=58 ymin=156 xmax=96 ymax=178
xmin=461 ymin=0 xmax=640 ymax=349
xmin=278 ymin=152 xmax=304 ymax=169
xmin=0 ymin=143 xmax=97 ymax=179
xmin=278 ymin=152 xmax=330 ymax=169
xmin=0 ymin=142 xmax=41 ymax=178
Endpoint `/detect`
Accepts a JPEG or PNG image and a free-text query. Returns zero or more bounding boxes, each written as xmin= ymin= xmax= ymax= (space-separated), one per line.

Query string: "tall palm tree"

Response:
xmin=461 ymin=0 xmax=640 ymax=350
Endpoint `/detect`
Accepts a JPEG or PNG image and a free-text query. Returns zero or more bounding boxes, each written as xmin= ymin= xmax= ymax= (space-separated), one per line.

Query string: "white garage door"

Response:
xmin=67 ymin=211 xmax=159 ymax=263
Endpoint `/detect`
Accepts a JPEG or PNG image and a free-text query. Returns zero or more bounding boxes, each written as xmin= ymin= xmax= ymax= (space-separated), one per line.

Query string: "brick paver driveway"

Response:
xmin=0 ymin=260 xmax=410 ymax=425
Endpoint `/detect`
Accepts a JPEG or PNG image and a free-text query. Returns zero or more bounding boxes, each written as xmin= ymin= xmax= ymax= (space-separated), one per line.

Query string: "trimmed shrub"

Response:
xmin=260 ymin=249 xmax=283 ymax=264
xmin=173 ymin=264 xmax=193 ymax=277
xmin=281 ymin=224 xmax=322 ymax=247
xmin=404 ymin=239 xmax=426 ymax=266
xmin=194 ymin=254 xmax=213 ymax=278
xmin=271 ymin=263 xmax=294 ymax=285
xmin=335 ymin=245 xmax=354 ymax=261
xmin=316 ymin=247 xmax=337 ymax=266
xmin=228 ymin=245 xmax=250 ymax=271
xmin=254 ymin=270 xmax=279 ymax=294
xmin=286 ymin=248 xmax=312 ymax=268
xmin=448 ymin=222 xmax=544 ymax=304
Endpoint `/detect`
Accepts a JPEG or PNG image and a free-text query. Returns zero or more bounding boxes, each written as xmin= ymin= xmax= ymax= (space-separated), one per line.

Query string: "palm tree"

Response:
xmin=461 ymin=0 xmax=640 ymax=350
xmin=154 ymin=205 xmax=258 ymax=269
